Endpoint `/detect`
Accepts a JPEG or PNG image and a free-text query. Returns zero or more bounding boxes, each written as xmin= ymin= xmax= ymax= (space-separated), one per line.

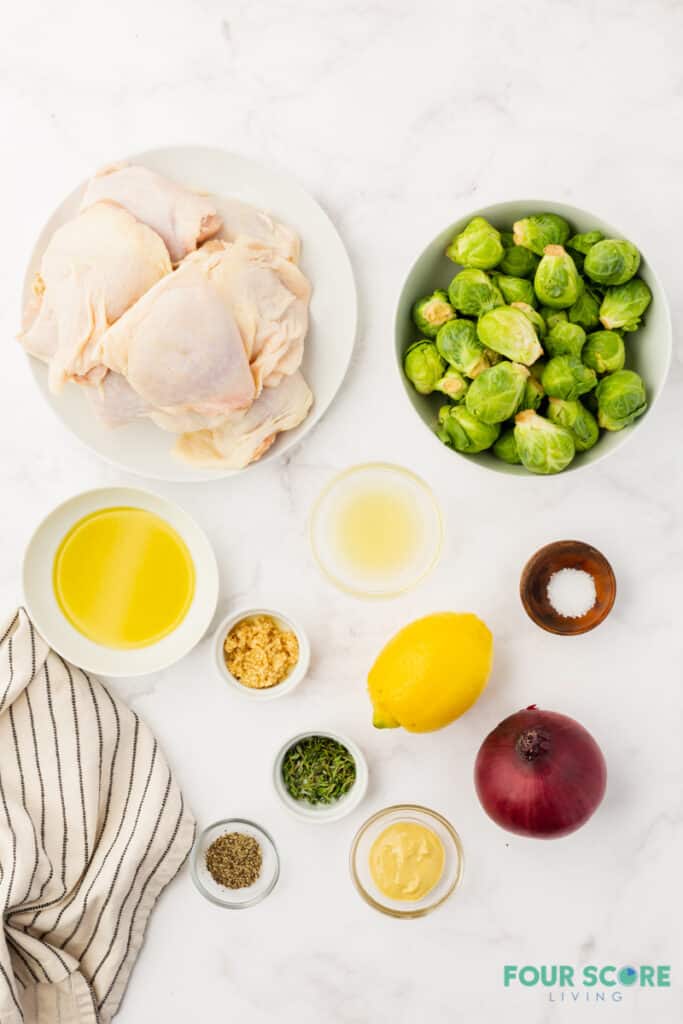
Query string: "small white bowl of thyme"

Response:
xmin=191 ymin=818 xmax=280 ymax=908
xmin=273 ymin=730 xmax=369 ymax=823
xmin=212 ymin=607 xmax=310 ymax=701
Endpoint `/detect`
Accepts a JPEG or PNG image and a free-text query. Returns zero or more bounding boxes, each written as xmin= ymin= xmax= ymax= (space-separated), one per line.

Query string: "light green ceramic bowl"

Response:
xmin=395 ymin=200 xmax=672 ymax=476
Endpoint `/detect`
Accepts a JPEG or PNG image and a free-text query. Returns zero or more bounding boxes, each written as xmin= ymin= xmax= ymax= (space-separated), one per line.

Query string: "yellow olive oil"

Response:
xmin=53 ymin=507 xmax=195 ymax=649
xmin=332 ymin=486 xmax=423 ymax=576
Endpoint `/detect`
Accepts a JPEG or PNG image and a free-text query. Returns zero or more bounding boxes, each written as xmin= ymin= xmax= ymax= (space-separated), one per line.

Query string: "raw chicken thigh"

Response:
xmin=81 ymin=164 xmax=222 ymax=263
xmin=19 ymin=163 xmax=314 ymax=470
xmin=175 ymin=371 xmax=313 ymax=468
xmin=20 ymin=202 xmax=172 ymax=392
xmin=98 ymin=244 xmax=256 ymax=421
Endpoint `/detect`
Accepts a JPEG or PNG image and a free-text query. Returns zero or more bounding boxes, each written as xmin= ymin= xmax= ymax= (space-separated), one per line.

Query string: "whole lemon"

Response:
xmin=368 ymin=612 xmax=493 ymax=733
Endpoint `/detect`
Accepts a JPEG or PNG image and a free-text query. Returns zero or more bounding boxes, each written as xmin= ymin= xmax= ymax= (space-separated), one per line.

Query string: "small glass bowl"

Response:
xmin=350 ymin=805 xmax=464 ymax=918
xmin=309 ymin=463 xmax=443 ymax=599
xmin=273 ymin=730 xmax=369 ymax=823
xmin=520 ymin=540 xmax=617 ymax=636
xmin=191 ymin=818 xmax=280 ymax=908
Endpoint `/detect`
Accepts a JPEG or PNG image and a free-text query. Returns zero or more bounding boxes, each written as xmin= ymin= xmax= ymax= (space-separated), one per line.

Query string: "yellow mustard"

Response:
xmin=369 ymin=821 xmax=445 ymax=901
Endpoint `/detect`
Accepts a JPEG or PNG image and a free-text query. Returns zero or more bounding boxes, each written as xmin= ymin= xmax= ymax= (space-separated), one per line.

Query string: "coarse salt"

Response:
xmin=546 ymin=568 xmax=596 ymax=619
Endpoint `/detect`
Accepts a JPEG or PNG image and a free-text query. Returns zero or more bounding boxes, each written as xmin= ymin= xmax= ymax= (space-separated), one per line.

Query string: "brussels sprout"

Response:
xmin=403 ymin=341 xmax=447 ymax=394
xmin=465 ymin=362 xmax=530 ymax=424
xmin=512 ymin=213 xmax=571 ymax=255
xmin=493 ymin=428 xmax=521 ymax=464
xmin=567 ymin=230 xmax=603 ymax=256
xmin=539 ymin=307 xmax=568 ymax=331
xmin=448 ymin=269 xmax=504 ymax=317
xmin=568 ymin=288 xmax=601 ymax=331
xmin=542 ymin=355 xmax=597 ymax=401
xmin=584 ymin=239 xmax=641 ymax=286
xmin=499 ymin=231 xmax=540 ymax=278
xmin=514 ymin=410 xmax=576 ymax=475
xmin=595 ymin=370 xmax=647 ymax=431
xmin=519 ymin=375 xmax=544 ymax=412
xmin=582 ymin=330 xmax=625 ymax=375
xmin=437 ymin=405 xmax=500 ymax=453
xmin=436 ymin=367 xmax=469 ymax=401
xmin=547 ymin=397 xmax=600 ymax=452
xmin=544 ymin=321 xmax=586 ymax=360
xmin=446 ymin=217 xmax=504 ymax=270
xmin=534 ymin=245 xmax=583 ymax=308
xmin=492 ymin=273 xmax=538 ymax=307
xmin=436 ymin=319 xmax=489 ymax=377
xmin=511 ymin=301 xmax=546 ymax=338
xmin=411 ymin=290 xmax=455 ymax=337
xmin=599 ymin=278 xmax=652 ymax=331
xmin=477 ymin=306 xmax=543 ymax=365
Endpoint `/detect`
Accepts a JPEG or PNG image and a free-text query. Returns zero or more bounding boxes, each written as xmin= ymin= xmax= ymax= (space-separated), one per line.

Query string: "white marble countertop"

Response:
xmin=2 ymin=1 xmax=682 ymax=1021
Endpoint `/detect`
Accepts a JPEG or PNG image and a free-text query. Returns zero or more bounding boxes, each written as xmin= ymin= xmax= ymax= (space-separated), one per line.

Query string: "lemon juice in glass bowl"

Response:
xmin=309 ymin=463 xmax=443 ymax=598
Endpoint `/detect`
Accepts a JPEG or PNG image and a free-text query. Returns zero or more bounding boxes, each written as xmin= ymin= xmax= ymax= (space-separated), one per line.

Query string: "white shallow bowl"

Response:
xmin=21 ymin=145 xmax=358 ymax=482
xmin=273 ymin=730 xmax=369 ymax=823
xmin=22 ymin=486 xmax=218 ymax=677
xmin=395 ymin=199 xmax=673 ymax=476
xmin=212 ymin=607 xmax=310 ymax=701
xmin=191 ymin=818 xmax=280 ymax=909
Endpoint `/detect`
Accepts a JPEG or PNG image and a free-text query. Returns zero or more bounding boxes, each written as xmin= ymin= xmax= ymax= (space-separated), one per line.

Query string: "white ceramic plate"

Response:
xmin=395 ymin=199 xmax=673 ymax=476
xmin=21 ymin=146 xmax=358 ymax=482
xmin=22 ymin=487 xmax=219 ymax=676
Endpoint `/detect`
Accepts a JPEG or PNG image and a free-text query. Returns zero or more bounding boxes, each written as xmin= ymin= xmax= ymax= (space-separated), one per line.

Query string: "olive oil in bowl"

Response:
xmin=53 ymin=506 xmax=195 ymax=649
xmin=310 ymin=464 xmax=442 ymax=597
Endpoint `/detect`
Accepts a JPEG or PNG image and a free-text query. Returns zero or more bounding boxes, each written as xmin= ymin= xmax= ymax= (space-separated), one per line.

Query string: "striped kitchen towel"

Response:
xmin=0 ymin=609 xmax=195 ymax=1024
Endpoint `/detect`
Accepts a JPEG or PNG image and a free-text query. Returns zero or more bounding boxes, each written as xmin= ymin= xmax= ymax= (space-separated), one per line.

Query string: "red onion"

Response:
xmin=474 ymin=706 xmax=606 ymax=838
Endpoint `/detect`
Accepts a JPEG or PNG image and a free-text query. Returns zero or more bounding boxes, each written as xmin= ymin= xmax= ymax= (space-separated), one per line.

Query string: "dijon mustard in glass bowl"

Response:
xmin=350 ymin=804 xmax=464 ymax=918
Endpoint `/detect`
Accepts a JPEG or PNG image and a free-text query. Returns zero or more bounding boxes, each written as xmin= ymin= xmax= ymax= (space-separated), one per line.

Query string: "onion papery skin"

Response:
xmin=474 ymin=706 xmax=607 ymax=839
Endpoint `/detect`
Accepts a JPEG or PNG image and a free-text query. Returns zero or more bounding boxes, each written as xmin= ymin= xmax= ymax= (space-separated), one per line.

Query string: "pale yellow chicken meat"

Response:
xmin=174 ymin=371 xmax=313 ymax=469
xmin=20 ymin=202 xmax=172 ymax=392
xmin=80 ymin=163 xmax=222 ymax=263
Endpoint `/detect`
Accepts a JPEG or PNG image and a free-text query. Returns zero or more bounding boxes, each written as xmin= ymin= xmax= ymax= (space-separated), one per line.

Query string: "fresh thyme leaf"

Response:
xmin=281 ymin=735 xmax=356 ymax=805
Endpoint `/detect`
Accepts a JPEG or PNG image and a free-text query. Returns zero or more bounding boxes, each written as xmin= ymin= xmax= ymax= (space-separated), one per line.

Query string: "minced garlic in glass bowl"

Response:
xmin=223 ymin=614 xmax=299 ymax=689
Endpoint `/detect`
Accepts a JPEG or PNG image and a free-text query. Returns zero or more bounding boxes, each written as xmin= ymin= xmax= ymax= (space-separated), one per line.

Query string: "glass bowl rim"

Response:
xmin=309 ymin=461 xmax=444 ymax=599
xmin=191 ymin=817 xmax=280 ymax=908
xmin=349 ymin=803 xmax=464 ymax=918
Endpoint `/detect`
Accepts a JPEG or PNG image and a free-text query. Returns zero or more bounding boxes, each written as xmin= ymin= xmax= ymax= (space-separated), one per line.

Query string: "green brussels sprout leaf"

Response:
xmin=511 ymin=301 xmax=546 ymax=338
xmin=512 ymin=213 xmax=571 ymax=255
xmin=492 ymin=273 xmax=537 ymax=308
xmin=477 ymin=306 xmax=544 ymax=365
xmin=595 ymin=370 xmax=647 ymax=431
xmin=567 ymin=230 xmax=603 ymax=256
xmin=582 ymin=330 xmax=625 ymax=375
xmin=547 ymin=397 xmax=600 ymax=452
xmin=542 ymin=355 xmax=597 ymax=401
xmin=465 ymin=362 xmax=530 ymax=424
xmin=435 ymin=367 xmax=469 ymax=401
xmin=446 ymin=217 xmax=504 ymax=270
xmin=403 ymin=341 xmax=446 ymax=394
xmin=534 ymin=245 xmax=583 ymax=308
xmin=411 ymin=290 xmax=455 ymax=337
xmin=544 ymin=321 xmax=586 ymax=360
xmin=498 ymin=231 xmax=540 ymax=278
xmin=568 ymin=288 xmax=601 ymax=331
xmin=599 ymin=279 xmax=652 ymax=331
xmin=493 ymin=428 xmax=521 ymax=464
xmin=514 ymin=409 xmax=576 ymax=475
xmin=448 ymin=269 xmax=504 ymax=317
xmin=437 ymin=405 xmax=500 ymax=453
xmin=436 ymin=319 xmax=489 ymax=377
xmin=584 ymin=239 xmax=641 ymax=287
